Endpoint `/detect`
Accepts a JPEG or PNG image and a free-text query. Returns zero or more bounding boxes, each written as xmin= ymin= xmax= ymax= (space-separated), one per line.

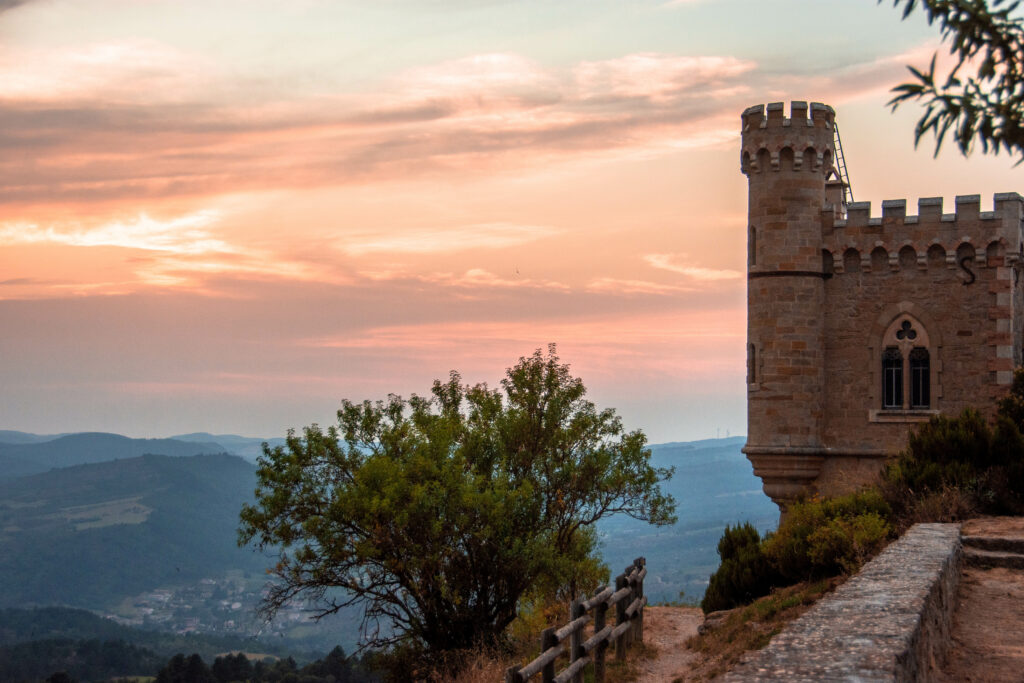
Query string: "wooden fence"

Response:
xmin=505 ymin=557 xmax=647 ymax=683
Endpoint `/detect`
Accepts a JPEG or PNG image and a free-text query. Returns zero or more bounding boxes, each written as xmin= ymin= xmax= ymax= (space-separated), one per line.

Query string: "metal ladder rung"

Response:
xmin=833 ymin=124 xmax=854 ymax=204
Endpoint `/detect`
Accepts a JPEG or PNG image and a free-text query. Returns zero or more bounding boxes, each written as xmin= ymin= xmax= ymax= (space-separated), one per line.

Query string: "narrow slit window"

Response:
xmin=748 ymin=344 xmax=756 ymax=383
xmin=749 ymin=226 xmax=757 ymax=266
xmin=909 ymin=347 xmax=930 ymax=409
xmin=882 ymin=347 xmax=903 ymax=409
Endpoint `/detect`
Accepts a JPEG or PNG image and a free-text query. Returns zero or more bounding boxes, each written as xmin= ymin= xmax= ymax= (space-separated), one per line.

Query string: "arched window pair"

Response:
xmin=881 ymin=318 xmax=931 ymax=410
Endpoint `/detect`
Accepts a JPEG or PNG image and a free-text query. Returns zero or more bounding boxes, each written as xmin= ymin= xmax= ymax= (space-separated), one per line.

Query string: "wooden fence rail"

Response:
xmin=506 ymin=557 xmax=647 ymax=683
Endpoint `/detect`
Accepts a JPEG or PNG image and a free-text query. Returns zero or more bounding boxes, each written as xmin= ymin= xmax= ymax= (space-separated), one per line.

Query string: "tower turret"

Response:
xmin=742 ymin=101 xmax=836 ymax=511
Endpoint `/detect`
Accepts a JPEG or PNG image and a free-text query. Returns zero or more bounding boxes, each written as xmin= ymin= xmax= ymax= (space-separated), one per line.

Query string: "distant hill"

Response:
xmin=596 ymin=437 xmax=777 ymax=603
xmin=0 ymin=433 xmax=772 ymax=638
xmin=0 ymin=453 xmax=268 ymax=608
xmin=0 ymin=432 xmax=226 ymax=479
xmin=172 ymin=432 xmax=287 ymax=462
xmin=0 ymin=430 xmax=65 ymax=445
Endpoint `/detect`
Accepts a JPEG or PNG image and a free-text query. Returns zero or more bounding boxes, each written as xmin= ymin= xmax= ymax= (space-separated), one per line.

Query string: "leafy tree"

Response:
xmin=239 ymin=346 xmax=675 ymax=657
xmin=881 ymin=0 xmax=1024 ymax=159
xmin=700 ymin=523 xmax=779 ymax=613
xmin=299 ymin=646 xmax=352 ymax=681
xmin=212 ymin=652 xmax=254 ymax=682
xmin=157 ymin=653 xmax=216 ymax=683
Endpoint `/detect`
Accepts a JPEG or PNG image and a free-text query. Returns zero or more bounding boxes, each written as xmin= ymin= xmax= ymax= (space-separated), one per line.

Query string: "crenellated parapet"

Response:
xmin=741 ymin=101 xmax=835 ymax=175
xmin=822 ymin=193 xmax=1024 ymax=274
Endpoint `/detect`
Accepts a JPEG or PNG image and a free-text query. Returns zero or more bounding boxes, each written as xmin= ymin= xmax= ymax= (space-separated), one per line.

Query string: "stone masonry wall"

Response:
xmin=742 ymin=100 xmax=1024 ymax=507
xmin=723 ymin=523 xmax=962 ymax=682
xmin=744 ymin=102 xmax=834 ymax=456
xmin=816 ymin=195 xmax=1023 ymax=495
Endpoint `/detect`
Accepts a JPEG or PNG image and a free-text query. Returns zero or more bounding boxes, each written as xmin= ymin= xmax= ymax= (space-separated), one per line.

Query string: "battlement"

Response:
xmin=741 ymin=101 xmax=836 ymax=175
xmin=823 ymin=193 xmax=1024 ymax=270
xmin=742 ymin=101 xmax=835 ymax=132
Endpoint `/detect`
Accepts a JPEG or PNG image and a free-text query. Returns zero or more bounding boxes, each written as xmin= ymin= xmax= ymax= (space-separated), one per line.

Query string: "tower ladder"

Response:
xmin=833 ymin=123 xmax=854 ymax=204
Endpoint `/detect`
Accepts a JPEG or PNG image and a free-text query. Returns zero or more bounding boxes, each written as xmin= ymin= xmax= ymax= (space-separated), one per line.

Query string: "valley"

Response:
xmin=0 ymin=429 xmax=775 ymax=672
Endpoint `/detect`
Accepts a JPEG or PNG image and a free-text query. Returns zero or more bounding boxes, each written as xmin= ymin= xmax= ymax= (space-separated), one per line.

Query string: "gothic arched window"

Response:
xmin=880 ymin=316 xmax=932 ymax=411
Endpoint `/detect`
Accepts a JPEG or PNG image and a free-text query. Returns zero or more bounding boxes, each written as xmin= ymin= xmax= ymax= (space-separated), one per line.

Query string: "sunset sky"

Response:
xmin=1 ymin=0 xmax=1020 ymax=443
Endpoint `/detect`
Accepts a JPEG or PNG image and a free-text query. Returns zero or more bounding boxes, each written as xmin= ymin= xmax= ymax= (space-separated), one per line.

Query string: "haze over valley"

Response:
xmin=0 ymin=429 xmax=774 ymax=675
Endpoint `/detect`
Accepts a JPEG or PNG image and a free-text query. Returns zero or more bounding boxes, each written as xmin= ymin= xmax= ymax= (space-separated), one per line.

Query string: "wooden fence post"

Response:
xmin=569 ymin=595 xmax=585 ymax=683
xmin=625 ymin=565 xmax=636 ymax=648
xmin=615 ymin=574 xmax=628 ymax=660
xmin=594 ymin=593 xmax=608 ymax=683
xmin=541 ymin=626 xmax=557 ymax=683
xmin=634 ymin=556 xmax=645 ymax=642
xmin=504 ymin=560 xmax=648 ymax=682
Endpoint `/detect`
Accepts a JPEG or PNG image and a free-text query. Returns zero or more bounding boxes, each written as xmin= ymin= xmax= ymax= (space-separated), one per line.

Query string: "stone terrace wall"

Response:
xmin=723 ymin=523 xmax=962 ymax=682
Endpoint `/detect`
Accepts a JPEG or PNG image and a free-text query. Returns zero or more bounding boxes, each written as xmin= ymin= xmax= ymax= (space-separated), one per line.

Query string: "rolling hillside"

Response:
xmin=596 ymin=437 xmax=778 ymax=603
xmin=0 ymin=430 xmax=65 ymax=445
xmin=0 ymin=453 xmax=268 ymax=607
xmin=172 ymin=432 xmax=287 ymax=462
xmin=0 ymin=432 xmax=774 ymax=657
xmin=0 ymin=432 xmax=226 ymax=479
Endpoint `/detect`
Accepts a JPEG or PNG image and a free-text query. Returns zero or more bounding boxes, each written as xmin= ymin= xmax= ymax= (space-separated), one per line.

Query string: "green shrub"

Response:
xmin=701 ymin=523 xmax=779 ymax=614
xmin=703 ymin=492 xmax=894 ymax=612
xmin=997 ymin=368 xmax=1024 ymax=432
xmin=884 ymin=405 xmax=1024 ymax=517
xmin=762 ymin=490 xmax=893 ymax=582
xmin=805 ymin=511 xmax=891 ymax=574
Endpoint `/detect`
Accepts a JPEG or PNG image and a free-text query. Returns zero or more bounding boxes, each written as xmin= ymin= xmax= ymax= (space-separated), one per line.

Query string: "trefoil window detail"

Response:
xmin=879 ymin=315 xmax=934 ymax=412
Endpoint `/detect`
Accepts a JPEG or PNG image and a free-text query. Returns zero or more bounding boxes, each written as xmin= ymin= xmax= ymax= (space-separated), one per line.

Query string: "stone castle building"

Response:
xmin=742 ymin=101 xmax=1024 ymax=511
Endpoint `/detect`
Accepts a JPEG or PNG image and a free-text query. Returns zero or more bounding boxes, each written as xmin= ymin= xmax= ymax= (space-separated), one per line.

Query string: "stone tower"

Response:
xmin=741 ymin=100 xmax=1024 ymax=515
xmin=742 ymin=101 xmax=836 ymax=509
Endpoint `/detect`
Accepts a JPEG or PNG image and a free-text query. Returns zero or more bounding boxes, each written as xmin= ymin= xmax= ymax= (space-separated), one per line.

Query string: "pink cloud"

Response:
xmin=391 ymin=53 xmax=560 ymax=102
xmin=0 ymin=39 xmax=219 ymax=103
xmin=644 ymin=253 xmax=742 ymax=280
xmin=301 ymin=311 xmax=743 ymax=383
xmin=574 ymin=54 xmax=755 ymax=101
xmin=340 ymin=222 xmax=560 ymax=256
xmin=0 ymin=39 xmax=935 ymax=214
xmin=585 ymin=277 xmax=694 ymax=295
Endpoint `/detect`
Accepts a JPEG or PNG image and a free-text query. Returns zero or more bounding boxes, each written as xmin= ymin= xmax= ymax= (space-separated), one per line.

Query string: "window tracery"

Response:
xmin=879 ymin=315 xmax=932 ymax=411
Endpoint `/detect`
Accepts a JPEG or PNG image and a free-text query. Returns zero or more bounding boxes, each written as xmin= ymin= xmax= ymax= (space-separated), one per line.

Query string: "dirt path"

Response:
xmin=936 ymin=517 xmax=1024 ymax=682
xmin=937 ymin=565 xmax=1024 ymax=682
xmin=630 ymin=606 xmax=703 ymax=682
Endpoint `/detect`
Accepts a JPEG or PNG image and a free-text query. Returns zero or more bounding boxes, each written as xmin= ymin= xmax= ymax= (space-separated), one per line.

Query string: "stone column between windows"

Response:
xmin=993 ymin=263 xmax=1015 ymax=386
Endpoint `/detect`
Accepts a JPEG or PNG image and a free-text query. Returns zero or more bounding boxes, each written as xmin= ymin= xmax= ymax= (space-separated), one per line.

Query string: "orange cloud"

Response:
xmin=0 ymin=46 xmax=762 ymax=207
xmin=340 ymin=222 xmax=560 ymax=256
xmin=0 ymin=210 xmax=227 ymax=252
xmin=0 ymin=37 xmax=935 ymax=215
xmin=300 ymin=309 xmax=744 ymax=383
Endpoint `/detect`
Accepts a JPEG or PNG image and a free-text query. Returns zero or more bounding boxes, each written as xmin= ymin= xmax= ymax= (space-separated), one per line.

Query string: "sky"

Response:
xmin=1 ymin=0 xmax=1021 ymax=443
